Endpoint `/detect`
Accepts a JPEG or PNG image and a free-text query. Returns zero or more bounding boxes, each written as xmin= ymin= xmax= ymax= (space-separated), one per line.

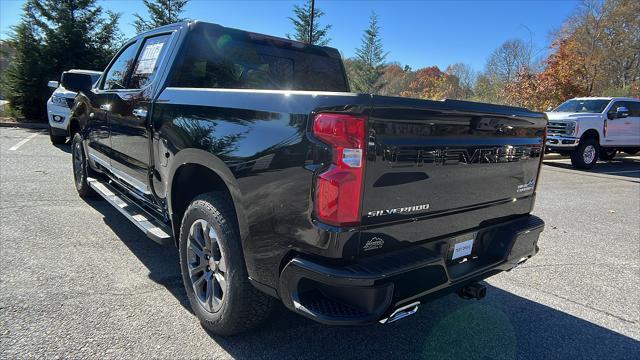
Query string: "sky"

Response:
xmin=0 ymin=0 xmax=581 ymax=72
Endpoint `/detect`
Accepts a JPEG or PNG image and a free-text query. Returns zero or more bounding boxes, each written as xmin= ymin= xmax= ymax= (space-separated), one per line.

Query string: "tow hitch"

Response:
xmin=379 ymin=301 xmax=420 ymax=324
xmin=458 ymin=283 xmax=487 ymax=300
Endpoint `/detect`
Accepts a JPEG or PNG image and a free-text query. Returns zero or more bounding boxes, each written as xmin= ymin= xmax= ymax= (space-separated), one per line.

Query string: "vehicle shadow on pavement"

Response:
xmin=52 ymin=143 xmax=71 ymax=154
xmin=213 ymin=288 xmax=639 ymax=360
xmin=543 ymin=156 xmax=640 ymax=179
xmin=86 ymin=198 xmax=193 ymax=312
xmin=83 ymin=198 xmax=639 ymax=360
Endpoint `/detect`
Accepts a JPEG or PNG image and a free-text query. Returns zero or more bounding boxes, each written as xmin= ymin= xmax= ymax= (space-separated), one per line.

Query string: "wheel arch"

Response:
xmin=68 ymin=117 xmax=81 ymax=137
xmin=580 ymin=128 xmax=600 ymax=143
xmin=166 ymin=149 xmax=248 ymax=248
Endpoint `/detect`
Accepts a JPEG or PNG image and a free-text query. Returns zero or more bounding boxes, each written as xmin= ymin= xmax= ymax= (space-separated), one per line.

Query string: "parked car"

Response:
xmin=47 ymin=70 xmax=101 ymax=144
xmin=65 ymin=21 xmax=546 ymax=335
xmin=546 ymin=97 xmax=640 ymax=169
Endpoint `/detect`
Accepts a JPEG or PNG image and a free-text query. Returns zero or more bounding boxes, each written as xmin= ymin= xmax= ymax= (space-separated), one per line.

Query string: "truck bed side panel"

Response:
xmin=153 ymin=88 xmax=372 ymax=288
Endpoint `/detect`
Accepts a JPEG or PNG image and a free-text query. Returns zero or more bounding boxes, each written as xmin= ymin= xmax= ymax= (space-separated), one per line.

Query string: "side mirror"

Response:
xmin=616 ymin=106 xmax=630 ymax=119
xmin=546 ymin=106 xmax=553 ymax=112
xmin=60 ymin=72 xmax=93 ymax=93
xmin=48 ymin=80 xmax=59 ymax=89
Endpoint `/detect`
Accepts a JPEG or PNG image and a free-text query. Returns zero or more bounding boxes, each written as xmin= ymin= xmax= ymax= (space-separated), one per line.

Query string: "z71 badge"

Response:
xmin=367 ymin=204 xmax=430 ymax=218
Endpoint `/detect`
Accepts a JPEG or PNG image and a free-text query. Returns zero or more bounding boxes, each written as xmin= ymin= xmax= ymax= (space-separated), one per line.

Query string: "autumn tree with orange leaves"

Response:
xmin=400 ymin=66 xmax=463 ymax=100
xmin=506 ymin=0 xmax=639 ymax=110
xmin=507 ymin=38 xmax=589 ymax=110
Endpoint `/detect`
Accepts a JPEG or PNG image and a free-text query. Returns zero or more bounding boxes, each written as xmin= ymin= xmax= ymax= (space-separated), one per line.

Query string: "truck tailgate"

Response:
xmin=360 ymin=97 xmax=546 ymax=250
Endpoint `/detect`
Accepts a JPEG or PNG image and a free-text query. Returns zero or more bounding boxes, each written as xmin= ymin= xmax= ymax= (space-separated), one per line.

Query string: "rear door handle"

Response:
xmin=99 ymin=104 xmax=111 ymax=111
xmin=132 ymin=108 xmax=148 ymax=118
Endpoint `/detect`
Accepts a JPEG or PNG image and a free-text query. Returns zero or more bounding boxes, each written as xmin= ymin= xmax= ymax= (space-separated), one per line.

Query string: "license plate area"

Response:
xmin=447 ymin=232 xmax=477 ymax=263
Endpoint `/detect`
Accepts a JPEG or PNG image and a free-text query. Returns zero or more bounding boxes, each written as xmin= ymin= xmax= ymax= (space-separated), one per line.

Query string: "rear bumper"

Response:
xmin=278 ymin=215 xmax=544 ymax=325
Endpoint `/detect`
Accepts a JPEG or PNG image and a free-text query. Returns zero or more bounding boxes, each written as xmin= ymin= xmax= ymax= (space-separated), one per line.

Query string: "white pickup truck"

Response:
xmin=545 ymin=97 xmax=640 ymax=169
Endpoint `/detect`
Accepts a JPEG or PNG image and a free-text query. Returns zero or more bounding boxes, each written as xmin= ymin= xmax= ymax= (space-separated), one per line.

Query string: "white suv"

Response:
xmin=47 ymin=70 xmax=101 ymax=144
xmin=545 ymin=97 xmax=640 ymax=169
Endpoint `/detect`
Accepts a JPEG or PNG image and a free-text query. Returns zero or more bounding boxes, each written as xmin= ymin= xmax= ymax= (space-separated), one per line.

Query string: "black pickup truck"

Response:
xmin=65 ymin=21 xmax=546 ymax=335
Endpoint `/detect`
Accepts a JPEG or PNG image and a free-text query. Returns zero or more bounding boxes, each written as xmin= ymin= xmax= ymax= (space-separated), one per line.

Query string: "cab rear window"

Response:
xmin=170 ymin=27 xmax=348 ymax=92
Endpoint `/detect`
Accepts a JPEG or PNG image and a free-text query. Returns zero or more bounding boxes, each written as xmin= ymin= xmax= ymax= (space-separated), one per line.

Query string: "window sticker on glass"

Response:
xmin=135 ymin=42 xmax=164 ymax=75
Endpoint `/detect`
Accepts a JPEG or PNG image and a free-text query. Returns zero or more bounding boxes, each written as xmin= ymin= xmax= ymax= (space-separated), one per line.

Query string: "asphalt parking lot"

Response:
xmin=1 ymin=127 xmax=639 ymax=359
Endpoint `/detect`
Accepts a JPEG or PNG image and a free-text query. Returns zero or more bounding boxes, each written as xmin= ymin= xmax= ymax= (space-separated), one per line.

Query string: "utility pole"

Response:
xmin=308 ymin=0 xmax=315 ymax=44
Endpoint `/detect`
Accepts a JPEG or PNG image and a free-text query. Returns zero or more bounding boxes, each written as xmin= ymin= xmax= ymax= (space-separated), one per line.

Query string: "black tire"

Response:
xmin=71 ymin=133 xmax=96 ymax=198
xmin=179 ymin=192 xmax=276 ymax=335
xmin=570 ymin=138 xmax=599 ymax=169
xmin=624 ymin=149 xmax=638 ymax=156
xmin=49 ymin=127 xmax=66 ymax=145
xmin=599 ymin=148 xmax=617 ymax=161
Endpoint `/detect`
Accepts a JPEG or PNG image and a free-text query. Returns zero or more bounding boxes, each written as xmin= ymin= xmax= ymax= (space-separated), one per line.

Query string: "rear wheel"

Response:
xmin=49 ymin=127 xmax=66 ymax=145
xmin=570 ymin=138 xmax=599 ymax=169
xmin=599 ymin=148 xmax=617 ymax=161
xmin=179 ymin=192 xmax=276 ymax=335
xmin=71 ymin=133 xmax=95 ymax=198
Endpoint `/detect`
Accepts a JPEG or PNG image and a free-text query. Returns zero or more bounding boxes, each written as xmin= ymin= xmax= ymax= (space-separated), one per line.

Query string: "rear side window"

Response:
xmin=170 ymin=28 xmax=348 ymax=92
xmin=130 ymin=34 xmax=171 ymax=89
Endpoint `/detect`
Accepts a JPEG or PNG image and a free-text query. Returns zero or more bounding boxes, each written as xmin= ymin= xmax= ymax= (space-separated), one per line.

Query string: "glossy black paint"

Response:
xmin=81 ymin=90 xmax=112 ymax=166
xmin=359 ymin=96 xmax=546 ymax=255
xmin=70 ymin=21 xmax=547 ymax=317
xmin=278 ymin=215 xmax=544 ymax=325
xmin=153 ymin=88 xmax=372 ymax=288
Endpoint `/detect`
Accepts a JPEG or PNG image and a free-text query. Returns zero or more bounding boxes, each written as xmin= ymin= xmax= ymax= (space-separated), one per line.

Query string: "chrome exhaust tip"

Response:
xmin=379 ymin=301 xmax=420 ymax=324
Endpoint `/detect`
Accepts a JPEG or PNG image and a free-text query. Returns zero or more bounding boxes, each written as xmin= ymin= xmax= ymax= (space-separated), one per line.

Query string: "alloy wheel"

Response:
xmin=583 ymin=145 xmax=596 ymax=164
xmin=187 ymin=219 xmax=227 ymax=313
xmin=72 ymin=141 xmax=84 ymax=186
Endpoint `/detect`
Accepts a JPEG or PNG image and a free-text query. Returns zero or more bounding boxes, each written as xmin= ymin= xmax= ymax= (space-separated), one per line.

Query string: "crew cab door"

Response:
xmin=624 ymin=101 xmax=640 ymax=145
xmin=108 ymin=34 xmax=171 ymax=197
xmin=605 ymin=101 xmax=636 ymax=145
xmin=87 ymin=41 xmax=140 ymax=167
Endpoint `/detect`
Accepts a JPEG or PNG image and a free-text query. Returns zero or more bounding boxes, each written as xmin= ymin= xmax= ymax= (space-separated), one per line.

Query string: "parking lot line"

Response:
xmin=8 ymin=133 xmax=39 ymax=151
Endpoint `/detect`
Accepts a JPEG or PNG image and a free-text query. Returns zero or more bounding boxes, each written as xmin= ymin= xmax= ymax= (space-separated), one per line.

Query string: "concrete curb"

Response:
xmin=0 ymin=122 xmax=48 ymax=130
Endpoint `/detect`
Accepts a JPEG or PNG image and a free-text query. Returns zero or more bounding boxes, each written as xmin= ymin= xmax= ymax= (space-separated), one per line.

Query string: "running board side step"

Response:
xmin=87 ymin=177 xmax=173 ymax=245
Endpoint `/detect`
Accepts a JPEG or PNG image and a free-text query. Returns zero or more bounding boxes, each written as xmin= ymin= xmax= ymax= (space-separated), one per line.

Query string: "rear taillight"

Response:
xmin=312 ymin=113 xmax=366 ymax=226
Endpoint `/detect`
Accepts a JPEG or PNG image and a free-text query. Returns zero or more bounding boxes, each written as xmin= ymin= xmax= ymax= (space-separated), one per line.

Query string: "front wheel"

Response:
xmin=570 ymin=138 xmax=599 ymax=169
xmin=71 ymin=133 xmax=95 ymax=198
xmin=599 ymin=148 xmax=617 ymax=161
xmin=179 ymin=192 xmax=276 ymax=335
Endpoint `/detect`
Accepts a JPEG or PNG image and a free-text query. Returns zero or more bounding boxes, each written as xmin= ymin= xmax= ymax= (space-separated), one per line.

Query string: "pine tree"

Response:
xmin=1 ymin=10 xmax=48 ymax=119
xmin=134 ymin=0 xmax=189 ymax=33
xmin=286 ymin=0 xmax=331 ymax=46
xmin=2 ymin=0 xmax=122 ymax=119
xmin=351 ymin=12 xmax=387 ymax=94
